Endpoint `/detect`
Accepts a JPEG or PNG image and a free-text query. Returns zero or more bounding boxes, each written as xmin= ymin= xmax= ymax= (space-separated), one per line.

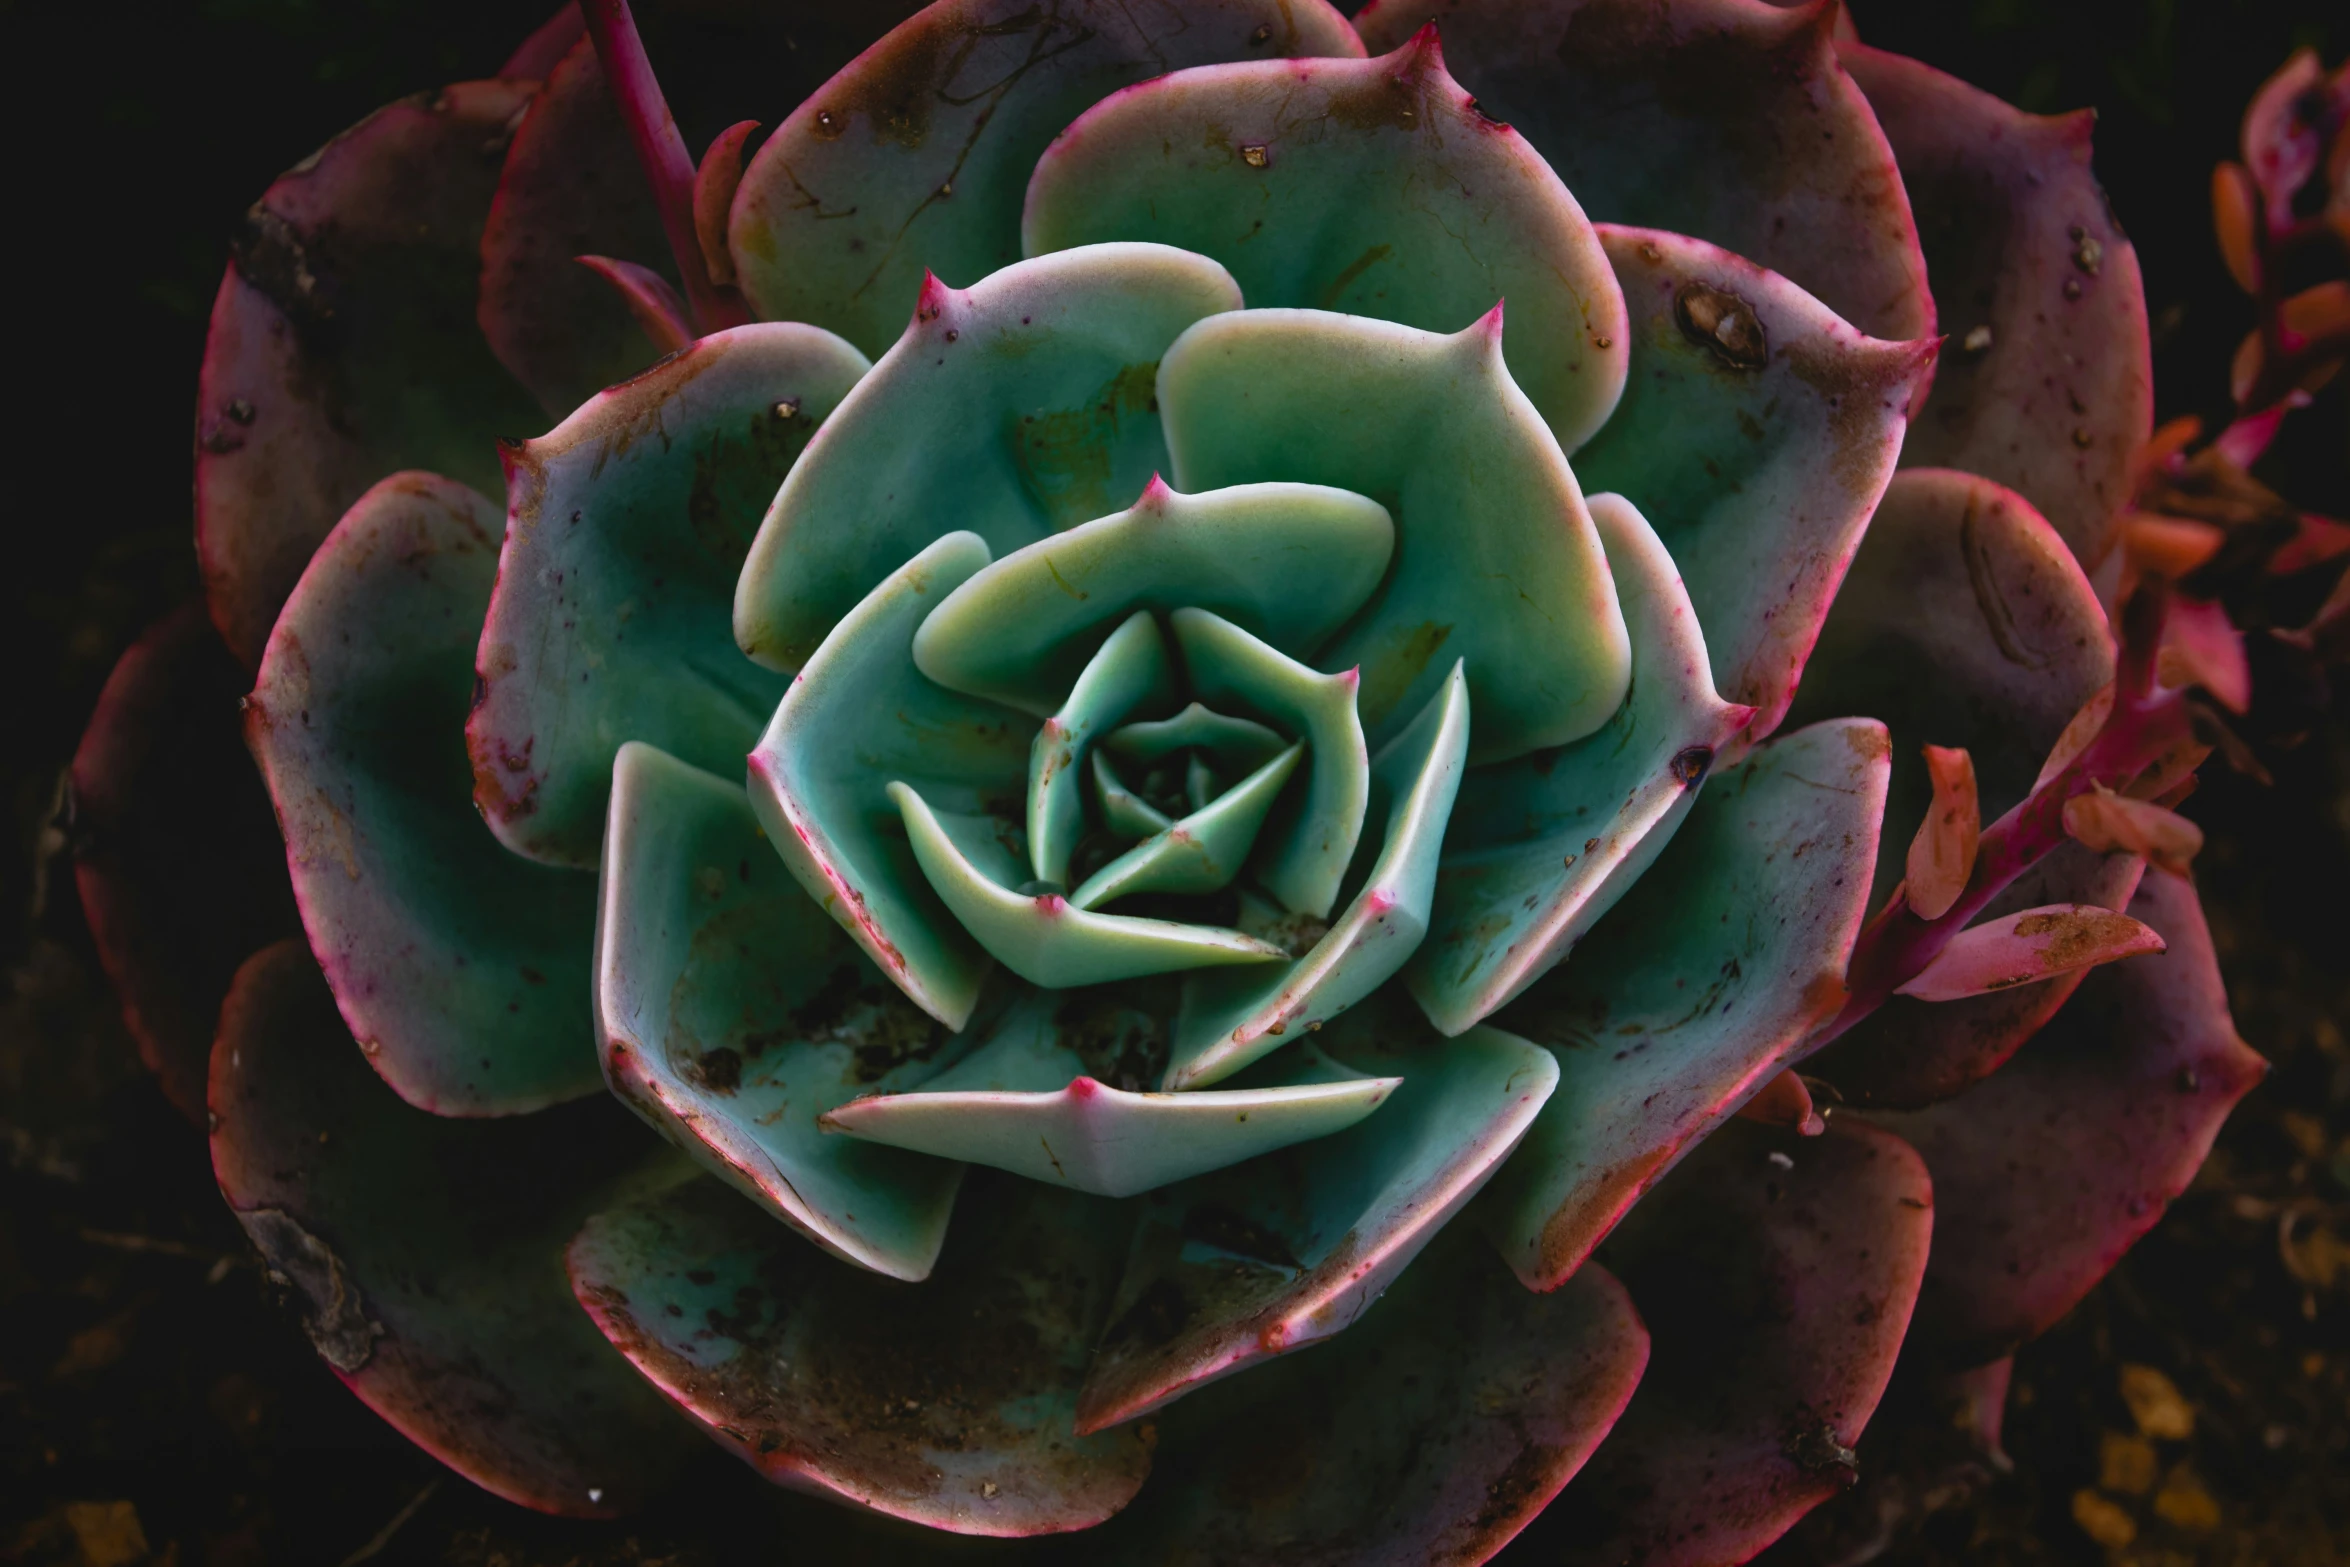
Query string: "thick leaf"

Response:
xmin=197 ymin=79 xmax=544 ymax=667
xmin=210 ymin=940 xmax=697 ymax=1516
xmin=71 ymin=605 xmax=298 ymax=1121
xmin=1572 ymin=226 xmax=1932 ymax=739
xmin=569 ymin=1171 xmax=1152 ymax=1535
xmin=597 ymin=742 xmax=966 ymax=1281
xmin=736 ymin=246 xmax=1244 ymax=670
xmin=246 ymin=473 xmax=600 ymax=1115
xmin=1354 ymin=0 xmax=1931 ymax=343
xmin=1070 ymin=743 xmax=1303 ymax=909
xmin=1023 ymin=26 xmax=1629 ymax=453
xmin=1893 ymin=904 xmax=2164 ymax=1002
xmin=470 ymin=323 xmax=870 ymax=868
xmin=1503 ymin=1119 xmax=1932 ymax=1567
xmin=1905 ymin=743 xmax=1980 ymax=921
xmin=1790 ymin=469 xmax=2139 ymax=1109
xmin=1868 ymin=875 xmax=2265 ymax=1367
xmin=1478 ymin=718 xmax=1890 ymax=1292
xmin=1842 ymin=42 xmax=2153 ymax=566
xmin=498 ymin=5 xmax=584 ymax=81
xmin=1408 ymin=493 xmax=1754 ymax=1036
xmin=1161 ymin=306 xmax=1629 ymax=762
xmin=1027 ymin=613 xmax=1181 ymax=889
xmin=1074 ymin=1003 xmax=1558 ymax=1432
xmin=728 ymin=0 xmax=1362 ymax=360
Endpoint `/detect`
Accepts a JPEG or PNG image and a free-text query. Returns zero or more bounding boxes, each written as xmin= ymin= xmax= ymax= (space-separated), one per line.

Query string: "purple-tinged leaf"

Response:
xmin=1893 ymin=904 xmax=2164 ymax=1002
xmin=499 ymin=5 xmax=585 ymax=81
xmin=574 ymin=255 xmax=693 ymax=354
xmin=691 ymin=119 xmax=759 ymax=287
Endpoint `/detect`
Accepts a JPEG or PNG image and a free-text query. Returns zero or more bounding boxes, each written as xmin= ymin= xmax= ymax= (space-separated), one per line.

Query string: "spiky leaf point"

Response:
xmin=1477 ymin=718 xmax=1890 ymax=1292
xmin=1068 ymin=742 xmax=1303 ymax=909
xmin=1022 ymin=26 xmax=1629 ymax=453
xmin=246 ymin=473 xmax=599 ymax=1114
xmin=1022 ymin=613 xmax=1180 ymax=890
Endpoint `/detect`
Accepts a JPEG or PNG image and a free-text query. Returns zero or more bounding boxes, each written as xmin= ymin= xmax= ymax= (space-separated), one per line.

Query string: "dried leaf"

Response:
xmin=1905 ymin=744 xmax=1979 ymax=919
xmin=1732 ymin=1067 xmax=1825 ymax=1136
xmin=1896 ymin=904 xmax=2164 ymax=1002
xmin=2212 ymin=161 xmax=2262 ymax=292
xmin=2121 ymin=512 xmax=2226 ymax=578
xmin=2119 ymin=1363 xmax=2195 ymax=1439
xmin=2064 ymin=784 xmax=2205 ymax=876
xmin=2071 ymin=1488 xmax=2137 ymax=1549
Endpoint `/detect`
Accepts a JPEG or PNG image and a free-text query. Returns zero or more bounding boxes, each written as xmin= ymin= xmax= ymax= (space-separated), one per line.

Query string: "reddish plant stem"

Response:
xmin=579 ymin=0 xmax=751 ymax=335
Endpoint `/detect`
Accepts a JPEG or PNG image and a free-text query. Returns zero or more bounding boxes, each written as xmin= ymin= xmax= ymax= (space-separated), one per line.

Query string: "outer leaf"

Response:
xmin=1572 ymin=225 xmax=1933 ymax=739
xmin=597 ymin=742 xmax=966 ymax=1282
xmin=1478 ymin=718 xmax=1890 ymax=1292
xmin=569 ymin=1171 xmax=1153 ymax=1535
xmin=1022 ymin=26 xmax=1629 ymax=453
xmin=727 ymin=0 xmax=1363 ymax=359
xmin=246 ymin=473 xmax=600 ymax=1114
xmin=1353 ymin=0 xmax=1931 ymax=343
xmin=197 ymin=79 xmax=544 ymax=667
xmin=211 ymin=940 xmax=698 ymax=1516
xmin=470 ymin=323 xmax=871 ymax=868
xmin=1842 ymin=42 xmax=2153 ymax=565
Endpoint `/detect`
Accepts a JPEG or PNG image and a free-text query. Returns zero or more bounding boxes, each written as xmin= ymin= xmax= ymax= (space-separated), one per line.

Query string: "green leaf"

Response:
xmin=1070 ymin=743 xmax=1302 ymax=910
xmin=1024 ymin=612 xmax=1178 ymax=890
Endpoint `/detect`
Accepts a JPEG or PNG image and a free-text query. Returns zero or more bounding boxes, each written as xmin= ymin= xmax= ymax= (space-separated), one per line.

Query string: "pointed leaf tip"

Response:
xmin=1896 ymin=904 xmax=2165 ymax=1002
xmin=1906 ymin=744 xmax=1980 ymax=920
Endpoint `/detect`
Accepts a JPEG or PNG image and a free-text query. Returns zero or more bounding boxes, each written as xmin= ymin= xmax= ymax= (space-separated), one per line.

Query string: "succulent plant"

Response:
xmin=74 ymin=0 xmax=2273 ymax=1559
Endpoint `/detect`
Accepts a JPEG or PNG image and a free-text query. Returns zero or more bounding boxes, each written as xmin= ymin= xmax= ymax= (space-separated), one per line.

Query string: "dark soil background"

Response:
xmin=3 ymin=1 xmax=2345 ymax=1563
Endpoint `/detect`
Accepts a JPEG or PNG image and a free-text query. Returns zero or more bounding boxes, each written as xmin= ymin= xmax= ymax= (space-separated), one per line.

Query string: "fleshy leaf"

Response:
xmin=1408 ymin=493 xmax=1754 ymax=1036
xmin=821 ymin=993 xmax=1397 ymax=1197
xmin=1107 ymin=705 xmax=1285 ymax=770
xmin=1842 ymin=42 xmax=2153 ymax=566
xmin=197 ymin=79 xmax=544 ymax=667
xmin=745 ymin=532 xmax=1031 ymax=1031
xmin=1170 ymin=663 xmax=1472 ymax=1087
xmin=1478 ymin=718 xmax=1890 ymax=1292
xmin=246 ymin=473 xmax=600 ymax=1114
xmin=727 ymin=0 xmax=1362 ymax=359
xmin=1026 ymin=613 xmax=1178 ymax=890
xmin=1070 ymin=743 xmax=1303 ymax=909
xmin=1022 ymin=27 xmax=1629 ymax=453
xmin=1895 ymin=904 xmax=2165 ymax=1002
xmin=2065 ymin=785 xmax=2205 ymax=877
xmin=1093 ymin=751 xmax=1172 ymax=838
xmin=1510 ymin=1119 xmax=1933 ymax=1567
xmin=1354 ymin=0 xmax=1931 ymax=343
xmin=735 ymin=246 xmax=1244 ymax=670
xmin=1868 ymin=875 xmax=2265 ymax=1366
xmin=211 ymin=940 xmax=698 ymax=1516
xmin=1074 ymin=1002 xmax=1558 ymax=1432
xmin=569 ymin=1171 xmax=1152 ymax=1535
xmin=597 ymin=742 xmax=966 ymax=1281
xmin=1906 ymin=743 xmax=1981 ymax=921
xmin=1571 ymin=225 xmax=1933 ymax=738
xmin=1161 ymin=305 xmax=1629 ymax=762
xmin=470 ymin=323 xmax=871 ymax=868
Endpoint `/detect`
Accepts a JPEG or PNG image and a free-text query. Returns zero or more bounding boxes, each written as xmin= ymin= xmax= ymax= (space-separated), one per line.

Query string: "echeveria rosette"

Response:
xmin=65 ymin=0 xmax=2266 ymax=1560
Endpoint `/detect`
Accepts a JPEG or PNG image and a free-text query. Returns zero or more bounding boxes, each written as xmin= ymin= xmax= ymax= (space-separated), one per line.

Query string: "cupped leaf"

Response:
xmin=1171 ymin=663 xmax=1471 ymax=1087
xmin=727 ymin=0 xmax=1362 ymax=359
xmin=1027 ymin=612 xmax=1178 ymax=890
xmin=1843 ymin=41 xmax=2153 ymax=566
xmin=1071 ymin=743 xmax=1303 ymax=909
xmin=246 ymin=473 xmax=600 ymax=1114
xmin=1161 ymin=306 xmax=1629 ymax=763
xmin=569 ymin=1171 xmax=1152 ymax=1535
xmin=597 ymin=742 xmax=966 ymax=1282
xmin=197 ymin=79 xmax=544 ymax=667
xmin=1478 ymin=718 xmax=1890 ymax=1292
xmin=1509 ymin=1119 xmax=1933 ymax=1567
xmin=211 ymin=940 xmax=698 ymax=1516
xmin=1354 ymin=0 xmax=1931 ymax=344
xmin=1408 ymin=493 xmax=1755 ymax=1037
xmin=736 ymin=246 xmax=1244 ymax=670
xmin=1094 ymin=751 xmax=1174 ymax=838
xmin=1023 ymin=26 xmax=1628 ymax=453
xmin=1074 ymin=1002 xmax=1558 ymax=1432
xmin=1572 ymin=225 xmax=1933 ymax=739
xmin=1107 ymin=704 xmax=1285 ymax=771
xmin=746 ymin=532 xmax=1031 ymax=1031
xmin=471 ymin=324 xmax=871 ymax=868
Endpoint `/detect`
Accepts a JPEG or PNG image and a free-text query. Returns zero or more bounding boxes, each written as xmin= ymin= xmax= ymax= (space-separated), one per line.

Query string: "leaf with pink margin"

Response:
xmin=71 ymin=605 xmax=299 ymax=1121
xmin=1840 ymin=41 xmax=2153 ymax=567
xmin=1476 ymin=717 xmax=1890 ymax=1293
xmin=1571 ymin=225 xmax=1933 ymax=741
xmin=247 ymin=472 xmax=601 ymax=1115
xmin=727 ymin=0 xmax=1363 ymax=361
xmin=1867 ymin=874 xmax=2265 ymax=1369
xmin=1498 ymin=1118 xmax=1932 ymax=1567
xmin=1893 ymin=904 xmax=2164 ymax=1003
xmin=469 ymin=323 xmax=870 ymax=868
xmin=197 ymin=79 xmax=545 ymax=668
xmin=1353 ymin=0 xmax=1931 ymax=344
xmin=1021 ymin=27 xmax=1629 ymax=454
xmin=1085 ymin=1227 xmax=1649 ymax=1566
xmin=1791 ymin=468 xmax=2144 ymax=1110
xmin=568 ymin=1170 xmax=1153 ymax=1536
xmin=210 ymin=940 xmax=699 ymax=1517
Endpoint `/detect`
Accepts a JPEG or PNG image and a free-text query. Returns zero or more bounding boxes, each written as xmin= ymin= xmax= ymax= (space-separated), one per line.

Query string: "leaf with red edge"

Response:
xmin=500 ymin=4 xmax=585 ymax=81
xmin=1893 ymin=904 xmax=2164 ymax=1003
xmin=1869 ymin=874 xmax=2264 ymax=1367
xmin=1498 ymin=1119 xmax=1933 ymax=1567
xmin=1841 ymin=41 xmax=2154 ymax=567
xmin=197 ymin=79 xmax=545 ymax=668
xmin=210 ymin=940 xmax=699 ymax=1517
